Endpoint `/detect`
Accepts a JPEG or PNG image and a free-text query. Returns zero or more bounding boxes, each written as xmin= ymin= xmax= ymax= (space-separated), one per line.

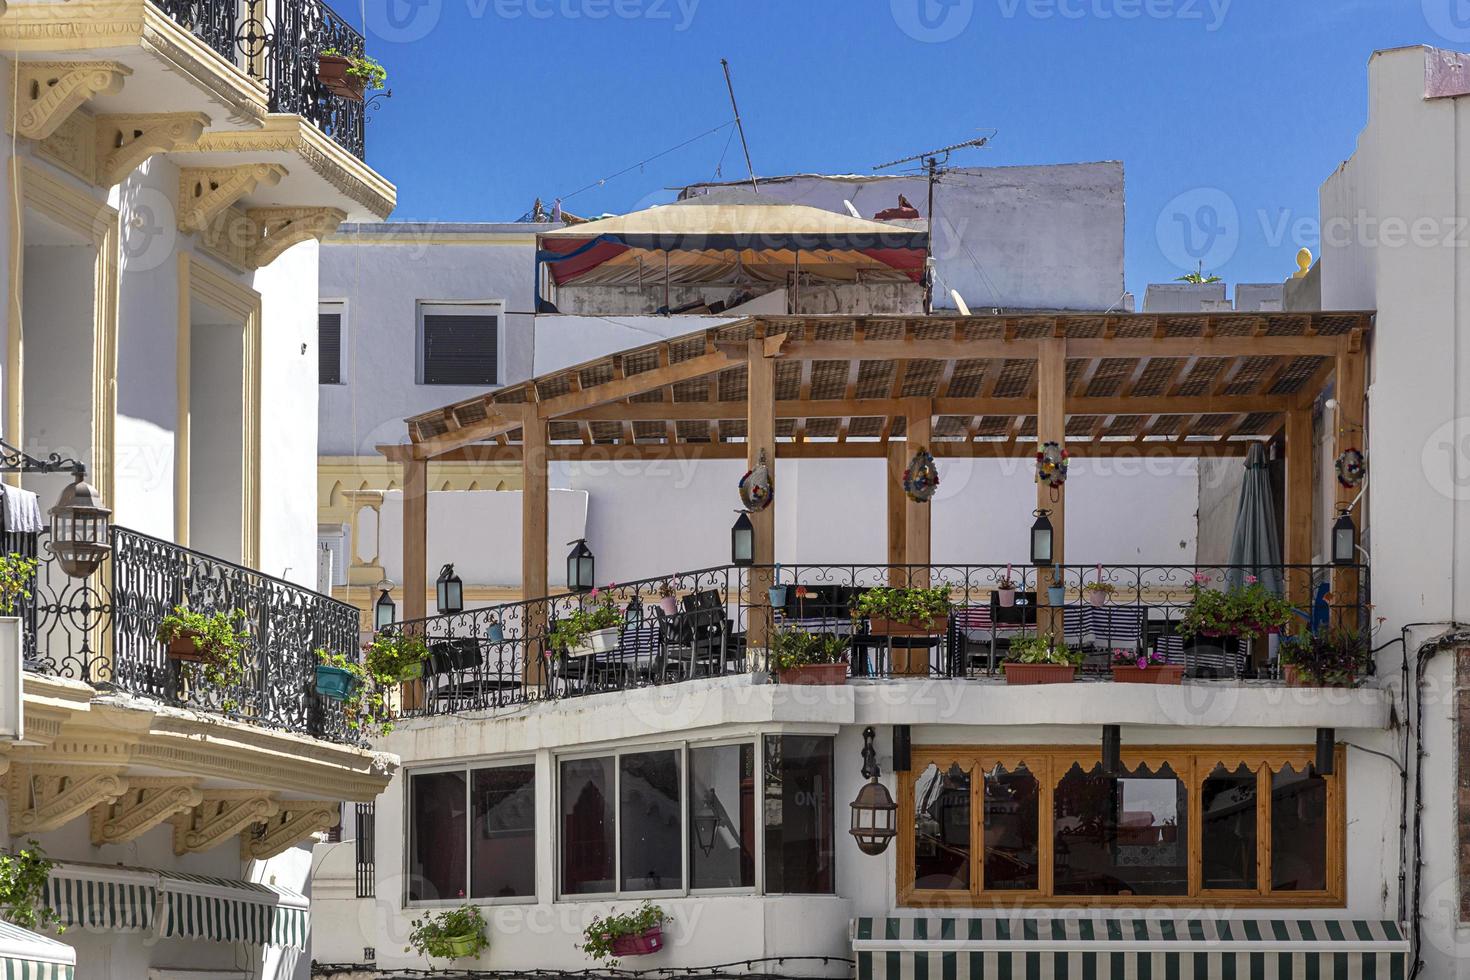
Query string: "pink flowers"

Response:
xmin=1245 ymin=575 xmax=1259 ymax=585
xmin=1193 ymin=572 xmax=1211 ymax=585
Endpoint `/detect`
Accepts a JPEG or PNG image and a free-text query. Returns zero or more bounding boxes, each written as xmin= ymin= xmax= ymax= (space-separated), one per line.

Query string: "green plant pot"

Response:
xmin=442 ymin=932 xmax=481 ymax=958
xmin=397 ymin=661 xmax=424 ymax=681
xmin=314 ymin=664 xmax=358 ymax=701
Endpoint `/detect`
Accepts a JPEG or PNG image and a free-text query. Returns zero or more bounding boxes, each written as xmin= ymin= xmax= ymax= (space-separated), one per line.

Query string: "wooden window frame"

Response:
xmin=897 ymin=744 xmax=1345 ymax=909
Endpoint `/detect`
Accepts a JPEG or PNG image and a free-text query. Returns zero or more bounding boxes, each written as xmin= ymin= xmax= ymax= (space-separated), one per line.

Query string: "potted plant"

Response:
xmin=315 ymin=649 xmax=395 ymax=736
xmin=1177 ymin=575 xmax=1294 ymax=640
xmin=580 ymin=902 xmax=669 ymax=967
xmin=768 ymin=565 xmax=787 ymax=610
xmin=1278 ymin=628 xmax=1367 ymax=688
xmin=1003 ymin=634 xmax=1081 ymax=685
xmin=317 ymin=48 xmax=387 ymax=102
xmin=406 ymin=904 xmax=488 ymax=961
xmin=656 ymin=580 xmax=679 ymax=616
xmin=995 ymin=574 xmax=1018 ymax=608
xmin=1046 ymin=577 xmax=1066 ymax=606
xmin=770 ymin=626 xmax=848 ymax=685
xmin=0 ymin=553 xmax=38 ymax=673
xmin=155 ymin=605 xmax=249 ymax=692
xmin=1110 ymin=648 xmax=1184 ymax=685
xmin=0 ymin=839 xmax=61 ymax=933
xmin=1085 ymin=582 xmax=1116 ymax=607
xmin=548 ymin=589 xmax=622 ymax=656
xmin=313 ymin=648 xmax=360 ymax=701
xmin=854 ymin=586 xmax=953 ymax=636
xmin=485 ymin=616 xmax=504 ymax=644
xmin=365 ymin=632 xmax=429 ymax=682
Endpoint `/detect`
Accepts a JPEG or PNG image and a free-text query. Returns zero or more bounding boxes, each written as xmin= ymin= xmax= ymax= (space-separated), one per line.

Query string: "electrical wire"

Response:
xmin=553 ymin=122 xmax=735 ymax=208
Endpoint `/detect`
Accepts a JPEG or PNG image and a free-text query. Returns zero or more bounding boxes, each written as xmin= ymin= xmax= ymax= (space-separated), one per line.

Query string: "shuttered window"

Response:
xmin=422 ymin=307 xmax=499 ymax=386
xmin=319 ymin=308 xmax=343 ymax=384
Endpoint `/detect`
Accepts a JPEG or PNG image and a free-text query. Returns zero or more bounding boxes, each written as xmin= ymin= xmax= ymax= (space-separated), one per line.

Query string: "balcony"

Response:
xmin=384 ymin=561 xmax=1373 ymax=719
xmin=13 ymin=525 xmax=362 ymax=744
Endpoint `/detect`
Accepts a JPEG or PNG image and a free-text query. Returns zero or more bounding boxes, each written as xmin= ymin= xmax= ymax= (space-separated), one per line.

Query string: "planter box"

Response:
xmin=569 ymin=626 xmax=619 ymax=657
xmin=317 ymin=55 xmax=365 ymax=101
xmin=777 ymin=662 xmax=847 ymax=686
xmin=1110 ymin=664 xmax=1184 ymax=685
xmin=442 ymin=933 xmax=482 ymax=958
xmin=314 ymin=664 xmax=359 ymax=700
xmin=165 ymin=633 xmax=205 ymax=663
xmin=868 ymin=614 xmax=949 ymax=637
xmin=1281 ymin=664 xmax=1357 ymax=689
xmin=610 ymin=927 xmax=663 ymax=958
xmin=1003 ymin=662 xmax=1077 ymax=685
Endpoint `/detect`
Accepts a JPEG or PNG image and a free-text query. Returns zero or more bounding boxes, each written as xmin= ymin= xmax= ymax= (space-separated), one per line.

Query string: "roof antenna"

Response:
xmin=721 ymin=58 xmax=759 ymax=195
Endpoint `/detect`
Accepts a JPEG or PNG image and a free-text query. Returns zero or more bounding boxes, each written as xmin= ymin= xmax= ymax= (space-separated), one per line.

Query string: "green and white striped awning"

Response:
xmin=0 ymin=921 xmax=75 ymax=980
xmin=45 ymin=864 xmax=308 ymax=951
xmin=852 ymin=917 xmax=1410 ymax=979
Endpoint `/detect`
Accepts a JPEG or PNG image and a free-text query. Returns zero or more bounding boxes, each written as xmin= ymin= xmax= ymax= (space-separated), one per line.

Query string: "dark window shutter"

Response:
xmin=319 ymin=311 xmax=342 ymax=384
xmin=423 ymin=313 xmax=498 ymax=385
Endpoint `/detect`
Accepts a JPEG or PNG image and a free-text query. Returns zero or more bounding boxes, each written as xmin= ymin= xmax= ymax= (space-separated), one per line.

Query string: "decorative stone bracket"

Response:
xmin=177 ymin=164 xmax=287 ymax=234
xmin=11 ymin=62 xmax=131 ymax=141
xmin=97 ymin=113 xmax=209 ymax=187
xmin=90 ymin=778 xmax=203 ymax=846
xmin=8 ymin=765 xmax=127 ymax=834
xmin=240 ymin=801 xmax=340 ymax=860
xmin=199 ymin=205 xmax=346 ymax=270
xmin=172 ymin=791 xmax=278 ymax=855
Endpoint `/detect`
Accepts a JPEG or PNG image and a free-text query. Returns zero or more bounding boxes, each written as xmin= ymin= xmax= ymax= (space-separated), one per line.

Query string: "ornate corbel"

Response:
xmin=244 ymin=206 xmax=345 ymax=267
xmin=240 ymin=801 xmax=340 ymax=860
xmin=171 ymin=792 xmax=278 ymax=855
xmin=90 ymin=778 xmax=202 ymax=846
xmin=177 ymin=164 xmax=286 ymax=233
xmin=11 ymin=62 xmax=131 ymax=141
xmin=8 ymin=764 xmax=127 ymax=834
xmin=95 ymin=112 xmax=209 ymax=187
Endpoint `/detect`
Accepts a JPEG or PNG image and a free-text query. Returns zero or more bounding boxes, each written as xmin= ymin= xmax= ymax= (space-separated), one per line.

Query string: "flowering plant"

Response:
xmin=1278 ymin=628 xmax=1368 ymax=686
xmin=1007 ymin=633 xmax=1081 ymax=666
xmin=996 ymin=576 xmax=1017 ymax=591
xmin=1086 ymin=582 xmax=1117 ymax=595
xmin=1177 ymin=574 xmax=1293 ymax=639
xmin=548 ymin=589 xmax=623 ymax=651
xmin=770 ymin=626 xmax=848 ymax=671
xmin=1113 ymin=648 xmax=1168 ymax=669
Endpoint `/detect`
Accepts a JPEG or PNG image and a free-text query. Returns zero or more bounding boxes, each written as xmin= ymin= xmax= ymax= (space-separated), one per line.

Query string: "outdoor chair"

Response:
xmin=424 ymin=638 xmax=523 ymax=709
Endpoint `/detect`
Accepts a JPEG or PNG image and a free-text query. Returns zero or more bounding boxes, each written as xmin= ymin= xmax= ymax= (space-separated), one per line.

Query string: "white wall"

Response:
xmin=189 ymin=317 xmax=246 ymax=562
xmin=20 ymin=243 xmax=94 ymax=510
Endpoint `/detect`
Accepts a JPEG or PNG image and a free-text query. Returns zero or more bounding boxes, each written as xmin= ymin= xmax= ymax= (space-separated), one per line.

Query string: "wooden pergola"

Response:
xmin=383 ymin=312 xmax=1372 ymax=636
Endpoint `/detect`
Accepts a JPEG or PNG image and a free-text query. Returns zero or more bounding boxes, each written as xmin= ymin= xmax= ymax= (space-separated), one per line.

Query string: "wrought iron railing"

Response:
xmin=150 ymin=0 xmax=368 ymax=158
xmin=386 ymin=561 xmax=1372 ymax=718
xmin=17 ymin=525 xmax=362 ymax=743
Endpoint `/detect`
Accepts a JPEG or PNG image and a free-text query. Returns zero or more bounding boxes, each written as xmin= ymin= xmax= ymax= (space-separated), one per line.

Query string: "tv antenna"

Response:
xmin=720 ymin=59 xmax=758 ymax=195
xmin=875 ymin=133 xmax=994 ymax=313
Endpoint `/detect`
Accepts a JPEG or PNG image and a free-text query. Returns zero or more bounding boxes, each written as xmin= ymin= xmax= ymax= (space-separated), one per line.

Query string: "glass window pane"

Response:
xmin=1201 ymin=764 xmax=1258 ymax=890
xmin=409 ymin=770 xmax=466 ymax=901
xmin=913 ymin=763 xmax=970 ymax=891
xmin=1271 ymin=766 xmax=1328 ymax=891
xmin=560 ymin=757 xmax=615 ymax=895
xmin=1053 ymin=763 xmax=1188 ymax=896
xmin=471 ymin=764 xmax=535 ymax=900
xmin=619 ymin=750 xmax=683 ymax=892
xmin=763 ymin=734 xmax=835 ymax=894
xmin=689 ymin=744 xmax=756 ymax=889
xmin=984 ymin=764 xmax=1039 ymax=892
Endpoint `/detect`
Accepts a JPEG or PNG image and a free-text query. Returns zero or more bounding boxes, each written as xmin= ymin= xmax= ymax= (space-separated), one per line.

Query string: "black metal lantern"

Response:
xmin=1315 ymin=727 xmax=1336 ymax=775
xmin=566 ymin=539 xmax=595 ymax=593
xmin=731 ymin=511 xmax=755 ymax=567
xmin=48 ymin=474 xmax=111 ymax=578
xmin=849 ymin=726 xmax=898 ymax=856
xmin=1030 ymin=509 xmax=1054 ymax=567
xmin=374 ymin=587 xmax=396 ymax=631
xmin=624 ymin=594 xmax=644 ymax=628
xmin=693 ymin=793 xmax=719 ymax=857
xmin=1101 ymin=724 xmax=1122 ymax=775
xmin=1332 ymin=510 xmax=1357 ymax=566
xmin=436 ymin=563 xmax=463 ymax=615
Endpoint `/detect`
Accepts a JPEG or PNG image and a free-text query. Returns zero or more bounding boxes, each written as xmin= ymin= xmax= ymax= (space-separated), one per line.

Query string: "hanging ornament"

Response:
xmin=739 ymin=449 xmax=774 ymax=511
xmin=1036 ymin=441 xmax=1069 ymax=498
xmin=902 ymin=447 xmax=941 ymax=503
xmin=1335 ymin=448 xmax=1366 ymax=489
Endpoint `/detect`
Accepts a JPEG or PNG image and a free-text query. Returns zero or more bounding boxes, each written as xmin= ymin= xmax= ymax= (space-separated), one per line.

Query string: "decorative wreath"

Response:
xmin=1036 ymin=441 xmax=1070 ymax=489
xmin=739 ymin=449 xmax=774 ymax=511
xmin=1335 ymin=448 xmax=1366 ymax=489
xmin=903 ymin=447 xmax=941 ymax=503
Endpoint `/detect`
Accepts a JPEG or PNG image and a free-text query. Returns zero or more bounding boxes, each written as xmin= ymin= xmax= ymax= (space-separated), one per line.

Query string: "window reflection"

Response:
xmin=619 ymin=750 xmax=683 ymax=892
xmin=560 ymin=757 xmax=615 ymax=895
xmin=1271 ymin=765 xmax=1328 ymax=891
xmin=1201 ymin=763 xmax=1257 ymax=890
xmin=409 ymin=770 xmax=466 ymax=901
xmin=471 ymin=764 xmax=535 ymax=899
xmin=914 ymin=763 xmax=970 ymax=891
xmin=763 ymin=734 xmax=834 ymax=894
xmin=1053 ymin=763 xmax=1188 ymax=896
xmin=984 ymin=764 xmax=1039 ymax=891
xmin=689 ymin=744 xmax=756 ymax=889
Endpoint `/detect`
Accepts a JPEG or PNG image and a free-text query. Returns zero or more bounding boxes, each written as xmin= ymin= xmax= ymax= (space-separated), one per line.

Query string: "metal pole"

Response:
xmin=924 ymin=156 xmax=937 ymax=314
xmin=721 ymin=59 xmax=759 ymax=195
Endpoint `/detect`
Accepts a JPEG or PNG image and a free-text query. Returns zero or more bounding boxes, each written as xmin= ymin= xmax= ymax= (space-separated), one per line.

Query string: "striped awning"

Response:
xmin=852 ymin=917 xmax=1410 ymax=979
xmin=45 ymin=864 xmax=308 ymax=951
xmin=0 ymin=921 xmax=75 ymax=980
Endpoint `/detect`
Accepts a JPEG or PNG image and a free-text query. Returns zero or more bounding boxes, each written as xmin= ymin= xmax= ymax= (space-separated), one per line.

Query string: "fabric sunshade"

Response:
xmin=44 ymin=864 xmax=155 ymax=933
xmin=1226 ymin=440 xmax=1284 ymax=595
xmin=0 ymin=921 xmax=75 ymax=980
xmin=852 ymin=917 xmax=1409 ymax=979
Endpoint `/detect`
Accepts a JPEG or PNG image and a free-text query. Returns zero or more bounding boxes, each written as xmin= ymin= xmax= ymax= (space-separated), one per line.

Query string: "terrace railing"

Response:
xmin=151 ymin=0 xmax=368 ymax=158
xmin=18 ymin=525 xmax=361 ymax=743
xmin=388 ymin=561 xmax=1371 ymax=718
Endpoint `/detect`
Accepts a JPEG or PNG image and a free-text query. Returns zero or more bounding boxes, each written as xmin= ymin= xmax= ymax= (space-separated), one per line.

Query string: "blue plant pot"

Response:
xmin=314 ymin=664 xmax=358 ymax=701
xmin=1047 ymin=586 xmax=1066 ymax=606
xmin=768 ymin=586 xmax=788 ymax=608
xmin=486 ymin=624 xmax=504 ymax=643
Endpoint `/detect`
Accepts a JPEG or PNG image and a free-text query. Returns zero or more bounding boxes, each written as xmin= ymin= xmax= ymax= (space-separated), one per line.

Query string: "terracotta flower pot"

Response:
xmin=867 ymin=614 xmax=949 ymax=637
xmin=1003 ymin=662 xmax=1077 ymax=685
xmin=166 ymin=633 xmax=205 ymax=663
xmin=317 ymin=54 xmax=364 ymax=101
xmin=610 ymin=927 xmax=663 ymax=958
xmin=777 ymin=662 xmax=847 ymax=686
xmin=1110 ymin=664 xmax=1185 ymax=685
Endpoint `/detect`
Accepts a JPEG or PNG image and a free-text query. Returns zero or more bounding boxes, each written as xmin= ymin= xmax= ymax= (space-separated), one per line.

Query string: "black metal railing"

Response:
xmin=354 ymin=801 xmax=375 ymax=899
xmin=385 ymin=561 xmax=1372 ymax=717
xmin=18 ymin=525 xmax=362 ymax=743
xmin=150 ymin=0 xmax=368 ymax=158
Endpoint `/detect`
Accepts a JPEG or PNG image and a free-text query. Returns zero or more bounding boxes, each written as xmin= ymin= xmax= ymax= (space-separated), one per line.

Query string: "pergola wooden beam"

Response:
xmin=765 ymin=335 xmax=1342 ymax=363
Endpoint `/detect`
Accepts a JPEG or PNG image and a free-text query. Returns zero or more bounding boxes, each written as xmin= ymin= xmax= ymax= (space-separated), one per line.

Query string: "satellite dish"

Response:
xmin=842 ymin=200 xmax=862 ymax=219
xmin=950 ymin=289 xmax=971 ymax=316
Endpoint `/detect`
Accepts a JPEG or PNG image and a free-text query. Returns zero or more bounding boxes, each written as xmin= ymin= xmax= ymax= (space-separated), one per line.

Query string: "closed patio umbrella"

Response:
xmin=1226 ymin=442 xmax=1283 ymax=596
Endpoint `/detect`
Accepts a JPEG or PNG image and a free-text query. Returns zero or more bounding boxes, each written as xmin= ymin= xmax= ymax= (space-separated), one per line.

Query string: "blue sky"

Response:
xmin=354 ymin=0 xmax=1437 ymax=298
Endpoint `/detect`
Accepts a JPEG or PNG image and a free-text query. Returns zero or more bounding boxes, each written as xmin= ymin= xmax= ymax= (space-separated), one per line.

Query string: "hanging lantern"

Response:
xmin=1334 ymin=448 xmax=1366 ymax=490
xmin=624 ymin=594 xmax=644 ymax=628
xmin=1030 ymin=509 xmax=1055 ymax=567
xmin=731 ymin=511 xmax=755 ymax=566
xmin=849 ymin=727 xmax=898 ymax=856
xmin=1101 ymin=724 xmax=1122 ymax=776
xmin=1315 ymin=728 xmax=1336 ymax=776
xmin=902 ymin=447 xmax=941 ymax=503
xmin=1332 ymin=509 xmax=1358 ymax=566
xmin=1036 ymin=441 xmax=1069 ymax=499
xmin=738 ymin=450 xmax=774 ymax=512
xmin=48 ymin=474 xmax=111 ymax=578
xmin=566 ymin=539 xmax=595 ymax=593
xmin=374 ymin=587 xmax=396 ymax=631
xmin=693 ymin=798 xmax=719 ymax=857
xmin=435 ymin=563 xmax=464 ymax=615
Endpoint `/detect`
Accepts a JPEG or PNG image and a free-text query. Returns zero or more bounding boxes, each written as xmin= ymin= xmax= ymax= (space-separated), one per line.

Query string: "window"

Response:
xmin=319 ymin=303 xmax=343 ymax=384
xmin=420 ymin=303 xmax=500 ymax=386
xmin=898 ymin=746 xmax=1343 ymax=907
xmin=408 ymin=762 xmax=535 ymax=903
xmin=763 ymin=734 xmax=835 ymax=894
xmin=689 ymin=743 xmax=756 ymax=889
